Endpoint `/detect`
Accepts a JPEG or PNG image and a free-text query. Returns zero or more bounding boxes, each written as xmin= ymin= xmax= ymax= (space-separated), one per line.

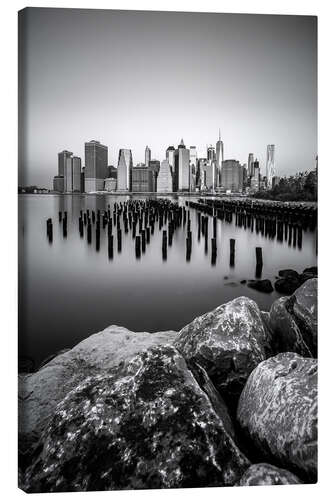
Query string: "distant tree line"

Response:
xmin=253 ymin=170 xmax=318 ymax=202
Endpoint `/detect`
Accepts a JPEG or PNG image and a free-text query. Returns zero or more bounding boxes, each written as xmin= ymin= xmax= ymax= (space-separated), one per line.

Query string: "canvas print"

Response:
xmin=18 ymin=8 xmax=318 ymax=492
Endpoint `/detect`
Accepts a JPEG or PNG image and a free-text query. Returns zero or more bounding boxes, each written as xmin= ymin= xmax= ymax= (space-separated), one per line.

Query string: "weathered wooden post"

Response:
xmin=230 ymin=238 xmax=235 ymax=267
xmin=141 ymin=230 xmax=146 ymax=252
xmin=117 ymin=228 xmax=122 ymax=252
xmin=62 ymin=217 xmax=67 ymax=238
xmin=87 ymin=222 xmax=92 ymax=244
xmin=213 ymin=216 xmax=217 ymax=238
xmin=135 ymin=235 xmax=141 ymax=258
xmin=211 ymin=237 xmax=217 ymax=266
xmin=95 ymin=225 xmax=100 ymax=251
xmin=108 ymin=234 xmax=113 ymax=259
xmin=255 ymin=247 xmax=263 ymax=278
xmin=162 ymin=230 xmax=167 ymax=260
xmin=46 ymin=218 xmax=53 ymax=242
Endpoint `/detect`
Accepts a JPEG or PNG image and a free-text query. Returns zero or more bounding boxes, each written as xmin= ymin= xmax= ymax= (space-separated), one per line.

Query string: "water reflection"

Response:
xmin=19 ymin=194 xmax=317 ymax=366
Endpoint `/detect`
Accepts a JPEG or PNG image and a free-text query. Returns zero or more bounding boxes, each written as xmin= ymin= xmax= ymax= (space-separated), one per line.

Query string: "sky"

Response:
xmin=18 ymin=8 xmax=317 ymax=188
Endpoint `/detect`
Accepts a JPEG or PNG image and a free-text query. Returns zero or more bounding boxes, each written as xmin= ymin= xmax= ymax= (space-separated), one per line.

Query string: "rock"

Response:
xmin=278 ymin=269 xmax=300 ymax=280
xmin=291 ymin=278 xmax=317 ymax=354
xmin=238 ymin=463 xmax=303 ymax=486
xmin=247 ymin=279 xmax=273 ymax=293
xmin=24 ymin=345 xmax=250 ymax=492
xmin=299 ymin=267 xmax=317 ymax=285
xmin=303 ymin=266 xmax=317 ymax=276
xmin=174 ymin=297 xmax=272 ymax=406
xmin=268 ymin=297 xmax=312 ymax=356
xmin=274 ymin=277 xmax=300 ymax=295
xmin=268 ymin=279 xmax=317 ymax=356
xmin=19 ymin=326 xmax=177 ymax=457
xmin=237 ymin=353 xmax=317 ymax=481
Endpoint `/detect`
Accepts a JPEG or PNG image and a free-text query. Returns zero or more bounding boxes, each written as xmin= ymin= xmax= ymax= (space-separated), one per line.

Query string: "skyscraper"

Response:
xmin=207 ymin=145 xmax=216 ymax=163
xmin=251 ymin=159 xmax=260 ymax=191
xmin=157 ymin=160 xmax=173 ymax=193
xmin=177 ymin=139 xmax=190 ymax=191
xmin=216 ymin=129 xmax=224 ymax=186
xmin=166 ymin=146 xmax=176 ymax=191
xmin=58 ymin=150 xmax=73 ymax=177
xmin=199 ymin=158 xmax=217 ymax=191
xmin=117 ymin=149 xmax=133 ymax=191
xmin=189 ymin=146 xmax=197 ymax=191
xmin=221 ymin=160 xmax=243 ymax=192
xmin=145 ymin=146 xmax=151 ymax=167
xmin=72 ymin=156 xmax=82 ymax=192
xmin=84 ymin=140 xmax=108 ymax=192
xmin=266 ymin=144 xmax=275 ymax=187
xmin=248 ymin=153 xmax=254 ymax=177
xmin=148 ymin=160 xmax=160 ymax=192
xmin=132 ymin=166 xmax=153 ymax=192
xmin=64 ymin=155 xmax=73 ymax=192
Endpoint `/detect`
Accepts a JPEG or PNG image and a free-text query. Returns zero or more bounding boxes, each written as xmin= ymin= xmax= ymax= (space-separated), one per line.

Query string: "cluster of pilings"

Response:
xmin=50 ymin=199 xmax=193 ymax=261
xmin=188 ymin=198 xmax=317 ymax=251
xmin=46 ymin=196 xmax=315 ymax=271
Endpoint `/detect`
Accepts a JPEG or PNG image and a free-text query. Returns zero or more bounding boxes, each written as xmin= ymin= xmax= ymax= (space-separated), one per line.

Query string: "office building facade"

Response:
xmin=157 ymin=160 xmax=173 ymax=193
xmin=72 ymin=156 xmax=81 ymax=192
xmin=177 ymin=139 xmax=190 ymax=191
xmin=132 ymin=167 xmax=154 ymax=192
xmin=104 ymin=178 xmax=117 ymax=192
xmin=148 ymin=160 xmax=160 ymax=192
xmin=58 ymin=150 xmax=73 ymax=177
xmin=84 ymin=140 xmax=108 ymax=192
xmin=266 ymin=144 xmax=275 ymax=187
xmin=117 ymin=149 xmax=133 ymax=191
xmin=250 ymin=159 xmax=260 ymax=191
xmin=248 ymin=153 xmax=254 ymax=177
xmin=221 ymin=160 xmax=243 ymax=192
xmin=53 ymin=175 xmax=64 ymax=192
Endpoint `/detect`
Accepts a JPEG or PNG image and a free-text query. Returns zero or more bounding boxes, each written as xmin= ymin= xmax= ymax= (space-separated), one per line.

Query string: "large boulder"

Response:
xmin=238 ymin=463 xmax=302 ymax=486
xmin=24 ymin=345 xmax=250 ymax=492
xmin=237 ymin=353 xmax=317 ymax=481
xmin=19 ymin=326 xmax=177 ymax=456
xmin=268 ymin=279 xmax=317 ymax=356
xmin=174 ymin=297 xmax=272 ymax=407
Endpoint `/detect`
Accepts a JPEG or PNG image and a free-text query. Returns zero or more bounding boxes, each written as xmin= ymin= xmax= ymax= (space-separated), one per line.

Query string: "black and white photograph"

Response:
xmin=16 ymin=5 xmax=318 ymax=494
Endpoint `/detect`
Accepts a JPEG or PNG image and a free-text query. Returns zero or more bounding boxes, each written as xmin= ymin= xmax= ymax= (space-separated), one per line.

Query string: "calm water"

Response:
xmin=19 ymin=194 xmax=317 ymax=366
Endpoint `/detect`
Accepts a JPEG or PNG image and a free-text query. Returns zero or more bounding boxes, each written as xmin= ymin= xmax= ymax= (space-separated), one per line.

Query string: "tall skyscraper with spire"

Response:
xmin=216 ymin=129 xmax=224 ymax=186
xmin=266 ymin=144 xmax=275 ymax=187
xmin=145 ymin=146 xmax=151 ymax=167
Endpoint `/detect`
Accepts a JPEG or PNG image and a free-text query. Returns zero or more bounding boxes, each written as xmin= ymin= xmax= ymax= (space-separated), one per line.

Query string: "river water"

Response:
xmin=18 ymin=194 xmax=317 ymax=367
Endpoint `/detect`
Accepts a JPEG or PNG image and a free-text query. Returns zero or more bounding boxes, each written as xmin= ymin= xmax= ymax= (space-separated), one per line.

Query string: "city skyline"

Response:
xmin=19 ymin=9 xmax=317 ymax=188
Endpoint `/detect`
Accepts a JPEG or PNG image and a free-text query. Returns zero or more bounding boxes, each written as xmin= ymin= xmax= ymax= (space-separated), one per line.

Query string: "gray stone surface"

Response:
xmin=269 ymin=278 xmax=317 ymax=356
xmin=237 ymin=352 xmax=317 ymax=480
xmin=19 ymin=325 xmax=177 ymax=451
xmin=174 ymin=297 xmax=272 ymax=402
xmin=238 ymin=463 xmax=303 ymax=486
xmin=24 ymin=345 xmax=250 ymax=492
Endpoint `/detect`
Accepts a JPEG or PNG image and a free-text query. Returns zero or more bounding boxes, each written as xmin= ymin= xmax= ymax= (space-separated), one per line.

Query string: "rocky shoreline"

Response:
xmin=19 ymin=277 xmax=317 ymax=492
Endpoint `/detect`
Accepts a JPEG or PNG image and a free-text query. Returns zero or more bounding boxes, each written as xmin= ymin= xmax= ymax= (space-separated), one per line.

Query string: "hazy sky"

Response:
xmin=19 ymin=8 xmax=317 ymax=188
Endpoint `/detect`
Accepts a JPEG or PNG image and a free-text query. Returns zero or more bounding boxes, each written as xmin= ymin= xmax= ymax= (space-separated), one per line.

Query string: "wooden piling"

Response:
xmin=230 ymin=239 xmax=235 ymax=267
